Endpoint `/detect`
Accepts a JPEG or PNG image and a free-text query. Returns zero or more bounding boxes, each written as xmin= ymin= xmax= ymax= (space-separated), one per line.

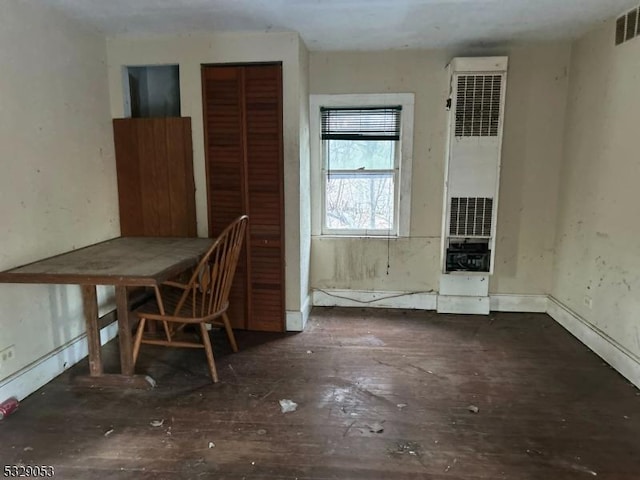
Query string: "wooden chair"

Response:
xmin=132 ymin=215 xmax=248 ymax=382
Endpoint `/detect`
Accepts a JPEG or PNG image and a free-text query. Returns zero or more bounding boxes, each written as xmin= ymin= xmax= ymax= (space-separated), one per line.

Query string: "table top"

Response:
xmin=0 ymin=237 xmax=214 ymax=286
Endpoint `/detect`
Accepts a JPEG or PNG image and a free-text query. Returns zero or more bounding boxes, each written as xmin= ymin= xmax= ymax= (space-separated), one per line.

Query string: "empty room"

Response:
xmin=0 ymin=0 xmax=639 ymax=478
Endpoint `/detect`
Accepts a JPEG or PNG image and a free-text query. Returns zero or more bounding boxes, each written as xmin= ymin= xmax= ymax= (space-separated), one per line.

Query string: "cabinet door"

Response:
xmin=202 ymin=64 xmax=284 ymax=332
xmin=113 ymin=117 xmax=196 ymax=237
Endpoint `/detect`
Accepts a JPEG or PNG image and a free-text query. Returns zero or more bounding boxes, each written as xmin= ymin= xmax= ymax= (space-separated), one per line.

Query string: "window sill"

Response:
xmin=312 ymin=234 xmax=407 ymax=239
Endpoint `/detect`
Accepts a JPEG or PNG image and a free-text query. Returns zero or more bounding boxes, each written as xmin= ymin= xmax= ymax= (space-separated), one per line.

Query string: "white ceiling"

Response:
xmin=37 ymin=0 xmax=638 ymax=51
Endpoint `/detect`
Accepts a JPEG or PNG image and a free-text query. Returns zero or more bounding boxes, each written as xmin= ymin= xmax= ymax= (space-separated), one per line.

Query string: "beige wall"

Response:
xmin=553 ymin=21 xmax=640 ymax=359
xmin=309 ymin=46 xmax=571 ymax=296
xmin=0 ymin=1 xmax=118 ymax=381
xmin=298 ymin=40 xmax=312 ymax=316
xmin=106 ymin=32 xmax=309 ymax=320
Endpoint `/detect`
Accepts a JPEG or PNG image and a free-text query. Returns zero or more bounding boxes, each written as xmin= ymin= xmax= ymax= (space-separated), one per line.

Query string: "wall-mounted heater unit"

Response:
xmin=437 ymin=57 xmax=508 ymax=315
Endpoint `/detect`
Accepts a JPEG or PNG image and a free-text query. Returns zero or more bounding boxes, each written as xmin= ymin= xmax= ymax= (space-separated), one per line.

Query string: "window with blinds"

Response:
xmin=321 ymin=106 xmax=402 ymax=234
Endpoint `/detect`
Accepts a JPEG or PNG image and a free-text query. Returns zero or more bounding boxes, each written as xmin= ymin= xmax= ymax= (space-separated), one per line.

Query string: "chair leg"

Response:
xmin=222 ymin=312 xmax=238 ymax=353
xmin=133 ymin=317 xmax=146 ymax=365
xmin=162 ymin=320 xmax=172 ymax=342
xmin=199 ymin=323 xmax=219 ymax=383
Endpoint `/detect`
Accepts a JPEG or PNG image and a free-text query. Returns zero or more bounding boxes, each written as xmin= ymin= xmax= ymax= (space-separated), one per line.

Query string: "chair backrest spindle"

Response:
xmin=173 ymin=215 xmax=248 ymax=320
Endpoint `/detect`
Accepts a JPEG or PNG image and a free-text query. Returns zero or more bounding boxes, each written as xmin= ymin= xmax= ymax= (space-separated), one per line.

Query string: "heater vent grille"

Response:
xmin=450 ymin=197 xmax=494 ymax=237
xmin=616 ymin=6 xmax=639 ymax=45
xmin=455 ymin=75 xmax=502 ymax=137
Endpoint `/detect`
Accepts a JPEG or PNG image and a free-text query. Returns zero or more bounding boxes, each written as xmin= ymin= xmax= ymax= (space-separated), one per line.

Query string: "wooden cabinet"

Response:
xmin=202 ymin=63 xmax=285 ymax=332
xmin=113 ymin=117 xmax=196 ymax=237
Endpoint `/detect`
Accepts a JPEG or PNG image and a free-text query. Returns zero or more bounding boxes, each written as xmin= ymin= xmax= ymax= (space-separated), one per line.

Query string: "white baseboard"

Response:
xmin=313 ymin=289 xmax=547 ymax=315
xmin=0 ymin=320 xmax=119 ymax=402
xmin=313 ymin=289 xmax=438 ymax=310
xmin=490 ymin=294 xmax=548 ymax=313
xmin=547 ymin=296 xmax=640 ymax=389
xmin=286 ymin=294 xmax=312 ymax=331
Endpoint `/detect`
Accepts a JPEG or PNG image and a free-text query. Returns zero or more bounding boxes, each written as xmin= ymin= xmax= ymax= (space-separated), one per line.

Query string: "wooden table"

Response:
xmin=0 ymin=237 xmax=213 ymax=388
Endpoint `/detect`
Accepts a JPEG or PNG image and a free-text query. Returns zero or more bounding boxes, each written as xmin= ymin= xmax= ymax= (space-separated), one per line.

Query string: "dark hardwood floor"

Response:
xmin=1 ymin=308 xmax=639 ymax=479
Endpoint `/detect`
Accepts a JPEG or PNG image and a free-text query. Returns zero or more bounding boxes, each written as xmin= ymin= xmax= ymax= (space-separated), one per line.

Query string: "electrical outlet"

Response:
xmin=0 ymin=345 xmax=16 ymax=367
xmin=583 ymin=295 xmax=593 ymax=309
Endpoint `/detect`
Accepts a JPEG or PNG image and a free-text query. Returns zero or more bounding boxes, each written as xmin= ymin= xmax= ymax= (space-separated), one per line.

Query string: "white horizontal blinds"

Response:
xmin=449 ymin=197 xmax=493 ymax=237
xmin=454 ymin=75 xmax=502 ymax=137
xmin=321 ymin=106 xmax=402 ymax=141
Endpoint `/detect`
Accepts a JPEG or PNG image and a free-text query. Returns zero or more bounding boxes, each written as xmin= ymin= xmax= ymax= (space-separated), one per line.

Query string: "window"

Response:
xmin=323 ymin=106 xmax=400 ymax=233
xmin=310 ymin=94 xmax=414 ymax=237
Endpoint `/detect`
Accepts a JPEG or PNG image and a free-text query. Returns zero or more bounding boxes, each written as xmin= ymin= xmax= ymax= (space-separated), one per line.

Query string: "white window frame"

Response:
xmin=310 ymin=93 xmax=414 ymax=237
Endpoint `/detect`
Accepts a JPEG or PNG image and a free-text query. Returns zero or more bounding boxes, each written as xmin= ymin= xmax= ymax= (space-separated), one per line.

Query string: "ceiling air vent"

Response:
xmin=616 ymin=6 xmax=639 ymax=45
xmin=449 ymin=197 xmax=493 ymax=237
xmin=455 ymin=75 xmax=502 ymax=137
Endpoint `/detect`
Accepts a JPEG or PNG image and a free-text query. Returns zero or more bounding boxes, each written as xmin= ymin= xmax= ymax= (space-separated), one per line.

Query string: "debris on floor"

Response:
xmin=257 ymin=429 xmax=267 ymax=435
xmin=279 ymin=399 xmax=298 ymax=413
xmin=145 ymin=376 xmax=158 ymax=388
xmin=0 ymin=397 xmax=19 ymax=420
xmin=23 ymin=446 xmax=33 ymax=452
xmin=208 ymin=442 xmax=215 ymax=448
xmin=367 ymin=421 xmax=385 ymax=433
xmin=554 ymin=460 xmax=598 ymax=477
xmin=526 ymin=449 xmax=544 ymax=456
xmin=388 ymin=441 xmax=422 ymax=457
xmin=468 ymin=405 xmax=479 ymax=414
xmin=150 ymin=419 xmax=165 ymax=427
xmin=306 ymin=350 xmax=313 ymax=354
xmin=444 ymin=458 xmax=458 ymax=472
xmin=397 ymin=403 xmax=408 ymax=409
xmin=104 ymin=427 xmax=114 ymax=437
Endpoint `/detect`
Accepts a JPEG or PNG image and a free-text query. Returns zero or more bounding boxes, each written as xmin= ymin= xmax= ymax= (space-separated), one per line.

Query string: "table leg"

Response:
xmin=81 ymin=285 xmax=102 ymax=377
xmin=74 ymin=286 xmax=155 ymax=389
xmin=115 ymin=285 xmax=134 ymax=376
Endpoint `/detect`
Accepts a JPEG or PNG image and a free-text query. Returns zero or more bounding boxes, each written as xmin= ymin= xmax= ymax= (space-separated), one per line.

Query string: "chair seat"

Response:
xmin=135 ymin=286 xmax=228 ymax=325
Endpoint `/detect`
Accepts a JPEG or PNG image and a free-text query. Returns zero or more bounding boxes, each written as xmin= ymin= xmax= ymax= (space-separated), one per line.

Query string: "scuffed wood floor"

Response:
xmin=1 ymin=308 xmax=639 ymax=479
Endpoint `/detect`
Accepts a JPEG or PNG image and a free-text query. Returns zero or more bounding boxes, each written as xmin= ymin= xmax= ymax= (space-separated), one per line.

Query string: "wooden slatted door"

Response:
xmin=202 ymin=66 xmax=249 ymax=330
xmin=244 ymin=65 xmax=285 ymax=332
xmin=202 ymin=63 xmax=285 ymax=332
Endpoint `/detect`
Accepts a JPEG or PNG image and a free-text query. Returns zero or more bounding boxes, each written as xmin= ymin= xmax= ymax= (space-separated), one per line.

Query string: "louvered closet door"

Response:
xmin=202 ymin=66 xmax=249 ymax=329
xmin=244 ymin=64 xmax=285 ymax=332
xmin=202 ymin=63 xmax=284 ymax=332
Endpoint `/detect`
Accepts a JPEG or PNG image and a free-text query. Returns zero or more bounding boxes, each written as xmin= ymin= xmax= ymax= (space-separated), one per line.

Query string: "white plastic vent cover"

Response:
xmin=455 ymin=75 xmax=502 ymax=137
xmin=449 ymin=197 xmax=493 ymax=237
